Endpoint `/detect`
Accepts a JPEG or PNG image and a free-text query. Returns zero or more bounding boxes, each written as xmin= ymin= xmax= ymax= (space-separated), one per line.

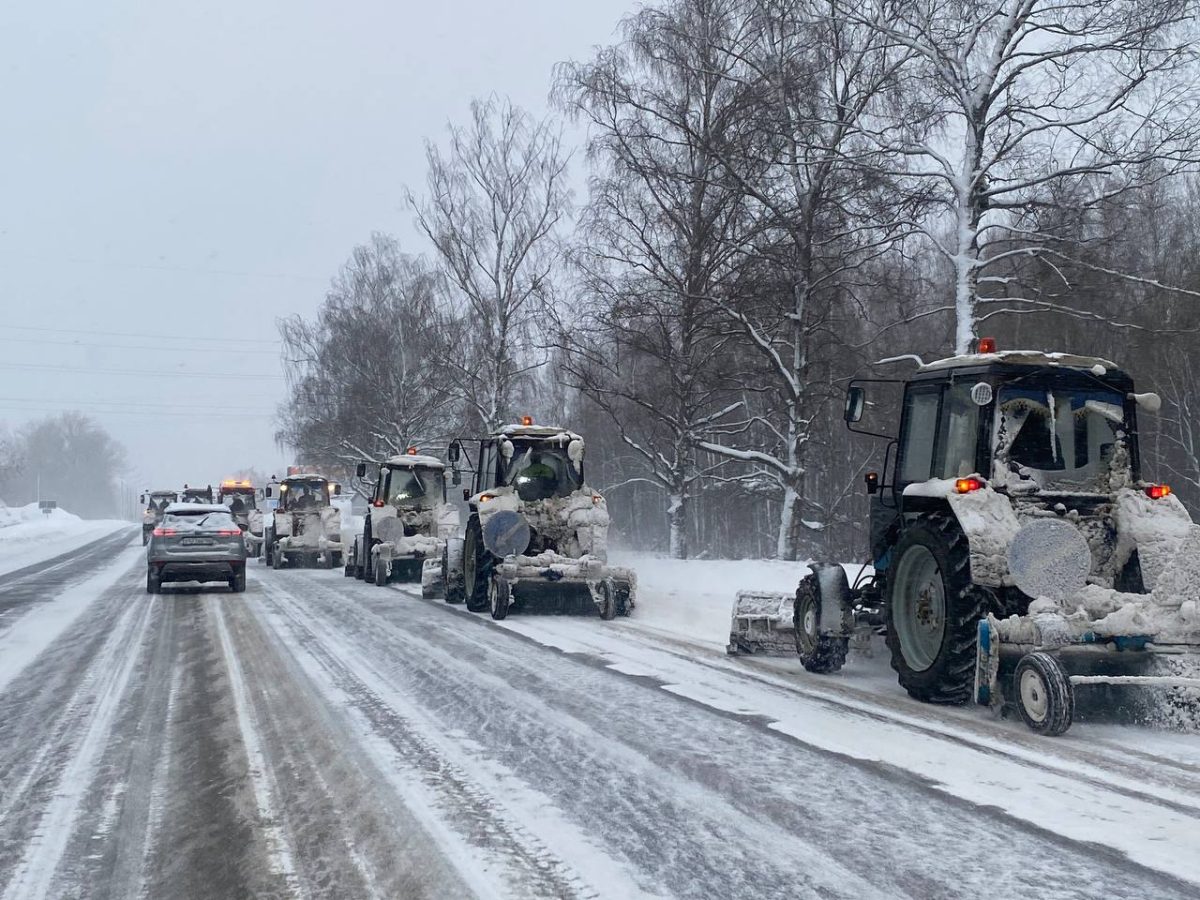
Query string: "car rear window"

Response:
xmin=162 ymin=511 xmax=237 ymax=530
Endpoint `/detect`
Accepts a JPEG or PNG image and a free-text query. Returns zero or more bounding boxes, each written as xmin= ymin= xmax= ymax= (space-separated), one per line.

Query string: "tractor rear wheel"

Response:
xmin=885 ymin=516 xmax=994 ymax=704
xmin=463 ymin=518 xmax=494 ymax=613
xmin=793 ymin=570 xmax=850 ymax=673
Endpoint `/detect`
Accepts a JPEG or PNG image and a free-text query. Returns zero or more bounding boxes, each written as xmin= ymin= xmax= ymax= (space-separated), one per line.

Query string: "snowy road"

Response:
xmin=1 ymin=539 xmax=1198 ymax=899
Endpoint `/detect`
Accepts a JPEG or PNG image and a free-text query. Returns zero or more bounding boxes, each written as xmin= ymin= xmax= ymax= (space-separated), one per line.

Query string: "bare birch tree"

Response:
xmin=849 ymin=0 xmax=1200 ymax=353
xmin=409 ymin=97 xmax=569 ymax=431
xmin=675 ymin=0 xmax=915 ymax=559
xmin=556 ymin=0 xmax=752 ymax=558
xmin=277 ymin=234 xmax=458 ymax=472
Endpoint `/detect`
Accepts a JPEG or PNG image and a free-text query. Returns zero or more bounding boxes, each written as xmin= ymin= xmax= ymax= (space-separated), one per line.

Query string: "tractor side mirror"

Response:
xmin=264 ymin=485 xmax=274 ymax=499
xmin=331 ymin=483 xmax=341 ymax=496
xmin=462 ymin=488 xmax=471 ymax=502
xmin=355 ymin=463 xmax=367 ymax=478
xmin=865 ymin=471 xmax=879 ymax=495
xmin=452 ymin=468 xmax=462 ymax=486
xmin=448 ymin=441 xmax=461 ymax=463
xmin=845 ymin=386 xmax=865 ymax=423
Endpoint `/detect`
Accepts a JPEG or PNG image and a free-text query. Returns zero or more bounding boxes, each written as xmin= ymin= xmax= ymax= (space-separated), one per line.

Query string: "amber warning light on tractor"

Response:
xmin=1146 ymin=484 xmax=1172 ymax=500
xmin=406 ymin=447 xmax=418 ymax=455
xmin=977 ymin=336 xmax=997 ymax=354
xmin=521 ymin=415 xmax=534 ymax=426
xmin=955 ymin=477 xmax=984 ymax=494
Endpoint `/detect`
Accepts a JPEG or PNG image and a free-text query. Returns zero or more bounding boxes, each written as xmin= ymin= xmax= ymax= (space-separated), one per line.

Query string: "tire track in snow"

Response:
xmin=472 ymin=602 xmax=1200 ymax=816
xmin=209 ymin=597 xmax=301 ymax=893
xmin=256 ymin=578 xmax=594 ymax=900
xmin=0 ymin=588 xmax=154 ymax=900
xmin=300 ymin=571 xmax=1198 ymax=899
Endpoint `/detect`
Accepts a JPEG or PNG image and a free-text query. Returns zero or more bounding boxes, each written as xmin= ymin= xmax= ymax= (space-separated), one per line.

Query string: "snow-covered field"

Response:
xmin=0 ymin=503 xmax=129 ymax=577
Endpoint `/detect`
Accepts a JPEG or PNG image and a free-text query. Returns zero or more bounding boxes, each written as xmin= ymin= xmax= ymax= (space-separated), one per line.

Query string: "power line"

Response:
xmin=0 ymin=362 xmax=285 ymax=380
xmin=0 ymin=250 xmax=328 ymax=283
xmin=2 ymin=324 xmax=282 ymax=346
xmin=0 ymin=396 xmax=277 ymax=412
xmin=0 ymin=405 xmax=271 ymax=420
xmin=0 ymin=336 xmax=280 ymax=356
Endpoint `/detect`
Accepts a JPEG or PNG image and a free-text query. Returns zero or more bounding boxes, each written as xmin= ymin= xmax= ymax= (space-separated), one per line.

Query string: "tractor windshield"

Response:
xmin=996 ymin=386 xmax=1130 ymax=492
xmin=218 ymin=489 xmax=255 ymax=513
xmin=281 ymin=481 xmax=328 ymax=511
xmin=386 ymin=467 xmax=443 ymax=507
xmin=502 ymin=443 xmax=583 ymax=501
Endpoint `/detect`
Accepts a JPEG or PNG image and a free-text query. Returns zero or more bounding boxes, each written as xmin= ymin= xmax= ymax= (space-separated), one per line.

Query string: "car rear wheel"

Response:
xmin=146 ymin=569 xmax=161 ymax=594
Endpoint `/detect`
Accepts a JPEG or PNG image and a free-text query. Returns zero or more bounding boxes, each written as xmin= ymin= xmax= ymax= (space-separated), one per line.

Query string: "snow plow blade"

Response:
xmin=727 ymin=591 xmax=796 ymax=656
xmin=496 ymin=552 xmax=636 ymax=617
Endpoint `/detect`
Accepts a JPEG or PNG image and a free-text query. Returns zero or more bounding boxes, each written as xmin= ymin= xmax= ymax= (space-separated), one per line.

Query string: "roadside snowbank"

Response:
xmin=609 ymin=552 xmax=871 ymax=649
xmin=0 ymin=503 xmax=129 ymax=577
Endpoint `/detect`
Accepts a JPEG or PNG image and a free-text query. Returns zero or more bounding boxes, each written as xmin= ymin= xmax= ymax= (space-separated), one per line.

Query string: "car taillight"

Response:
xmin=1146 ymin=484 xmax=1172 ymax=500
xmin=955 ymin=478 xmax=984 ymax=494
xmin=152 ymin=527 xmax=176 ymax=537
xmin=217 ymin=529 xmax=240 ymax=536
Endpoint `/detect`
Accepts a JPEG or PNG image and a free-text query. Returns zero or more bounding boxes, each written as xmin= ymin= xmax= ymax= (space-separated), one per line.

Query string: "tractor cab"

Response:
xmin=181 ymin=484 xmax=214 ymax=504
xmin=450 ymin=420 xmax=585 ymax=505
xmin=217 ymin=479 xmax=257 ymax=517
xmin=140 ymin=490 xmax=180 ymax=544
xmin=846 ymin=347 xmax=1153 ymax=575
xmin=364 ymin=451 xmax=447 ymax=510
xmin=271 ymin=475 xmax=338 ymax=512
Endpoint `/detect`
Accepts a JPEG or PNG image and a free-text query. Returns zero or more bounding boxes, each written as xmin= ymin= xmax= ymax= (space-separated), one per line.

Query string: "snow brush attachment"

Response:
xmin=728 ymin=591 xmax=797 ymax=655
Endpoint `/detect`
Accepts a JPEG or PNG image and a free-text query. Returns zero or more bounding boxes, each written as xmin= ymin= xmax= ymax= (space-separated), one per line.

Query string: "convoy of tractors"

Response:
xmin=139 ymin=339 xmax=1200 ymax=736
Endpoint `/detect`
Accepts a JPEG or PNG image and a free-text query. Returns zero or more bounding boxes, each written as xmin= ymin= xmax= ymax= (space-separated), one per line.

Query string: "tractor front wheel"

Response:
xmin=885 ymin=516 xmax=994 ymax=704
xmin=463 ymin=519 xmax=494 ymax=613
xmin=794 ymin=570 xmax=850 ymax=673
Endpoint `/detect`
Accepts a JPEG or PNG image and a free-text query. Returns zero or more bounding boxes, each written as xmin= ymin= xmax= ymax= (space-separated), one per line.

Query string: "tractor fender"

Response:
xmin=904 ymin=481 xmax=1020 ymax=588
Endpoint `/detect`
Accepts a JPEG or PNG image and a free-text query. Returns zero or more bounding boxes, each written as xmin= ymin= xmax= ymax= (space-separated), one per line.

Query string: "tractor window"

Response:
xmin=898 ymin=389 xmax=940 ymax=484
xmin=501 ymin=444 xmax=583 ymax=501
xmin=385 ymin=467 xmax=443 ymax=506
xmin=938 ymin=382 xmax=981 ymax=479
xmin=996 ymin=387 xmax=1129 ymax=491
xmin=281 ymin=481 xmax=327 ymax=511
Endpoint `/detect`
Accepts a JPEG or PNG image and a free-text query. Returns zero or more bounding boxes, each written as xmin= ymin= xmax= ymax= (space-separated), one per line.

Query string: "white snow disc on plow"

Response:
xmin=1007 ymin=520 xmax=1091 ymax=602
xmin=483 ymin=510 xmax=531 ymax=558
xmin=375 ymin=516 xmax=405 ymax=544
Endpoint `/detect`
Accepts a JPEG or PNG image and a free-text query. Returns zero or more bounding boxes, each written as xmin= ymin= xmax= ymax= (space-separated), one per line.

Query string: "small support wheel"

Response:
xmin=374 ymin=557 xmax=389 ymax=587
xmin=489 ymin=576 xmax=511 ymax=620
xmin=1014 ymin=652 xmax=1074 ymax=736
xmin=272 ymin=545 xmax=284 ymax=570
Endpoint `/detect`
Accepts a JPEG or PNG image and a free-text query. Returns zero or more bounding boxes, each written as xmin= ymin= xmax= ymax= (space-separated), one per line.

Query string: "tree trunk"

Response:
xmin=668 ymin=492 xmax=688 ymax=559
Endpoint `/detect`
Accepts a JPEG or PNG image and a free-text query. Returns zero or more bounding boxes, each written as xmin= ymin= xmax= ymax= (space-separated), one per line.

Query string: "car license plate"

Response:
xmin=181 ymin=538 xmax=213 ymax=546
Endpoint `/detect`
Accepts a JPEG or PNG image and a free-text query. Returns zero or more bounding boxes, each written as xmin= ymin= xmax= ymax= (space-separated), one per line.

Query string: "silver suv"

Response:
xmin=146 ymin=503 xmax=247 ymax=594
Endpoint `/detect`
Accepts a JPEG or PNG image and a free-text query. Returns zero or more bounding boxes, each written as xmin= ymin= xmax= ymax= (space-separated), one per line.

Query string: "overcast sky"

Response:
xmin=0 ymin=0 xmax=634 ymax=505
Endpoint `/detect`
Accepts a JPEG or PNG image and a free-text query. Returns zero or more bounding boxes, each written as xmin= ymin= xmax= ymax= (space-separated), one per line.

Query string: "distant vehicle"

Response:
xmin=181 ymin=484 xmax=214 ymax=504
xmin=217 ymin=482 xmax=256 ymax=532
xmin=140 ymin=489 xmax=180 ymax=545
xmin=264 ymin=473 xmax=344 ymax=569
xmin=145 ymin=503 xmax=247 ymax=593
